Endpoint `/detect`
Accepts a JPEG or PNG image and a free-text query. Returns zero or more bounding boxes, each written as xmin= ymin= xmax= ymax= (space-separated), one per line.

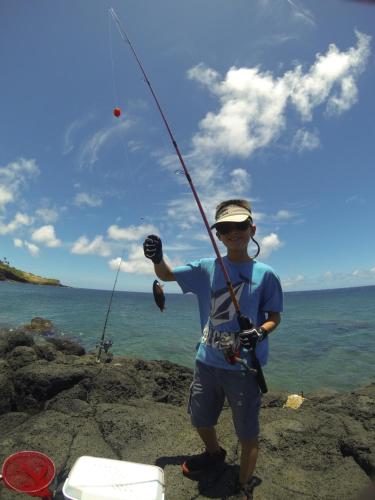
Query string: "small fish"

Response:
xmin=153 ymin=279 xmax=165 ymax=312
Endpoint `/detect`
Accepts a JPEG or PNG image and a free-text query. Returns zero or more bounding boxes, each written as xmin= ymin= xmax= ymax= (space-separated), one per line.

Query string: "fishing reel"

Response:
xmin=96 ymin=339 xmax=113 ymax=363
xmin=96 ymin=339 xmax=113 ymax=353
xmin=216 ymin=333 xmax=239 ymax=365
xmin=216 ymin=333 xmax=256 ymax=373
xmin=101 ymin=339 xmax=113 ymax=353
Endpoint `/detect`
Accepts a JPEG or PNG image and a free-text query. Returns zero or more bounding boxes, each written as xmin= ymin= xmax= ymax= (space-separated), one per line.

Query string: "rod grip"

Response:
xmin=237 ymin=313 xmax=268 ymax=394
xmin=250 ymin=351 xmax=268 ymax=394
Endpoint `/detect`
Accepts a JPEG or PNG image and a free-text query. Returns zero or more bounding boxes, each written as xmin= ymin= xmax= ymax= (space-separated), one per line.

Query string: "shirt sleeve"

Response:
xmin=260 ymin=270 xmax=283 ymax=313
xmin=173 ymin=260 xmax=205 ymax=294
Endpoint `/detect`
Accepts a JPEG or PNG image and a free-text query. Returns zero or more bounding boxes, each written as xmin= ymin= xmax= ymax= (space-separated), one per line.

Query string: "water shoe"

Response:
xmin=181 ymin=447 xmax=226 ymax=476
xmin=230 ymin=476 xmax=262 ymax=499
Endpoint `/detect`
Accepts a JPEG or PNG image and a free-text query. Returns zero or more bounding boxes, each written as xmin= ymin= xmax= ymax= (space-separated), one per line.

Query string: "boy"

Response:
xmin=143 ymin=199 xmax=283 ymax=499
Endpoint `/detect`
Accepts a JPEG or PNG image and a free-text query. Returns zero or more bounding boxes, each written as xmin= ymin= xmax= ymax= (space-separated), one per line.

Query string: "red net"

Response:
xmin=2 ymin=451 xmax=55 ymax=498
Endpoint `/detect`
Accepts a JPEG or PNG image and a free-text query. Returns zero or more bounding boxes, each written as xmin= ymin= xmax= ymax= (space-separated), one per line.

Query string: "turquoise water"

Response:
xmin=0 ymin=282 xmax=374 ymax=393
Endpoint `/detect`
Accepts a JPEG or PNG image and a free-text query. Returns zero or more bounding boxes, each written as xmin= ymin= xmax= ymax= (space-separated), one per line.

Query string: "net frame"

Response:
xmin=1 ymin=451 xmax=55 ymax=498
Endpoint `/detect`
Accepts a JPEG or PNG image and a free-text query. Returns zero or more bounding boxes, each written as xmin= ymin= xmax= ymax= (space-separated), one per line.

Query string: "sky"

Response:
xmin=1 ymin=0 xmax=375 ymax=293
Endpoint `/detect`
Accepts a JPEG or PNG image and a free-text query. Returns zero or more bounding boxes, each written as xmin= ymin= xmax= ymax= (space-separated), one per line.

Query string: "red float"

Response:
xmin=113 ymin=107 xmax=121 ymax=118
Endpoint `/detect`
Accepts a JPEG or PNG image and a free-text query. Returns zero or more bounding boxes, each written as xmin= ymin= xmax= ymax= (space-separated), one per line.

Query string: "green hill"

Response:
xmin=0 ymin=262 xmax=62 ymax=286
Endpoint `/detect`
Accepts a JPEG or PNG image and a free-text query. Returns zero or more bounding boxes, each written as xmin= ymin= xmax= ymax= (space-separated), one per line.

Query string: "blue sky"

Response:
xmin=1 ymin=0 xmax=374 ymax=293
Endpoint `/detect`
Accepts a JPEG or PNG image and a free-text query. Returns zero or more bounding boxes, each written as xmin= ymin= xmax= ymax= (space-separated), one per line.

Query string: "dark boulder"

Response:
xmin=22 ymin=316 xmax=55 ymax=335
xmin=13 ymin=362 xmax=95 ymax=411
xmin=0 ymin=330 xmax=34 ymax=355
xmin=46 ymin=337 xmax=85 ymax=356
xmin=34 ymin=342 xmax=58 ymax=361
xmin=6 ymin=345 xmax=38 ymax=370
xmin=0 ymin=360 xmax=15 ymax=414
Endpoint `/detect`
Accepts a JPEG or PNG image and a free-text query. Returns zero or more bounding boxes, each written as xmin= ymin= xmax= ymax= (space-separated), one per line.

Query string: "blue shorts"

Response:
xmin=188 ymin=360 xmax=261 ymax=440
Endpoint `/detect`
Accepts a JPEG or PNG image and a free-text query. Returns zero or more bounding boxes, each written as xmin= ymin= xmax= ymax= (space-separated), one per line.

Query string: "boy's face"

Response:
xmin=216 ymin=219 xmax=256 ymax=252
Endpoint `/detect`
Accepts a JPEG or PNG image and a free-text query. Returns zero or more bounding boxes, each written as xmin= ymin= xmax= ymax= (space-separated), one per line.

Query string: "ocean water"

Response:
xmin=0 ymin=281 xmax=374 ymax=394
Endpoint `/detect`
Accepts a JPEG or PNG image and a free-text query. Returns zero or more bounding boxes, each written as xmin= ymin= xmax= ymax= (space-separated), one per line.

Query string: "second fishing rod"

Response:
xmin=109 ymin=7 xmax=267 ymax=393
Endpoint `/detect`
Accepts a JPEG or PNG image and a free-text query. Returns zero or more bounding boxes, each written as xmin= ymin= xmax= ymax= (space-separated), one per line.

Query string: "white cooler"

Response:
xmin=63 ymin=456 xmax=165 ymax=500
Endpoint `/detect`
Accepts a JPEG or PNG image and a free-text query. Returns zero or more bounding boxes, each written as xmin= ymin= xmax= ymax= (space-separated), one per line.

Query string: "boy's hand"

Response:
xmin=143 ymin=235 xmax=163 ymax=264
xmin=237 ymin=314 xmax=253 ymax=330
xmin=239 ymin=327 xmax=268 ymax=350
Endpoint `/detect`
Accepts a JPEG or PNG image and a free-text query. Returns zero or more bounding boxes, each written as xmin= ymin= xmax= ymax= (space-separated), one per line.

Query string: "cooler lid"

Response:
xmin=62 ymin=456 xmax=165 ymax=500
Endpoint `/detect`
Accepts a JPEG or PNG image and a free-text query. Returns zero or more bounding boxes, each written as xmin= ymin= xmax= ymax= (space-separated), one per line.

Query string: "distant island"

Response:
xmin=0 ymin=259 xmax=62 ymax=286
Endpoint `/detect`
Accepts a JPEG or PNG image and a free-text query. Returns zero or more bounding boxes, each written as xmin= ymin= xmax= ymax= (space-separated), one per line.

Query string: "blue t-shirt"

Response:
xmin=173 ymin=257 xmax=283 ymax=370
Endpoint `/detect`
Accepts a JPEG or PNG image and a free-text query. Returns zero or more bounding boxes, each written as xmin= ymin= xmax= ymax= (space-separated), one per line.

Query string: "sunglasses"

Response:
xmin=215 ymin=219 xmax=252 ymax=235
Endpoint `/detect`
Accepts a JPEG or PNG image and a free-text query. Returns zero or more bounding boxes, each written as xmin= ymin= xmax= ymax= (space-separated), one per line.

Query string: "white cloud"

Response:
xmin=326 ymin=75 xmax=357 ymax=115
xmin=189 ymin=63 xmax=289 ymax=159
xmin=274 ymin=209 xmax=295 ymax=220
xmin=109 ymin=244 xmax=182 ymax=275
xmin=282 ymin=274 xmax=305 ymax=289
xmin=13 ymin=238 xmax=23 ymax=248
xmin=71 ymin=235 xmax=111 ymax=257
xmin=109 ymin=246 xmax=154 ymax=275
xmin=35 ymin=208 xmax=59 ymax=223
xmin=286 ymin=0 xmax=315 ymax=27
xmin=0 ymin=212 xmax=33 ymax=235
xmin=257 ymin=34 xmax=298 ymax=47
xmin=127 ymin=140 xmax=143 ymax=153
xmin=107 ymin=223 xmax=158 ymax=241
xmin=79 ymin=120 xmax=132 ymax=167
xmin=283 ymin=266 xmax=375 ymax=291
xmin=259 ymin=232 xmax=283 ymax=258
xmin=24 ymin=241 xmax=40 ymax=257
xmin=0 ymin=158 xmax=39 ymax=210
xmin=289 ymin=31 xmax=371 ymax=120
xmin=166 ymin=197 xmax=201 ymax=229
xmin=0 ymin=158 xmax=39 ymax=182
xmin=163 ymin=243 xmax=196 ymax=251
xmin=192 ymin=233 xmax=210 ymax=242
xmin=63 ymin=113 xmax=94 ymax=154
xmin=229 ymin=168 xmax=251 ymax=194
xmin=345 ymin=195 xmax=366 ymax=205
xmin=292 ymin=128 xmax=320 ymax=152
xmin=187 ymin=64 xmax=220 ymax=87
xmin=13 ymin=238 xmax=39 ymax=256
xmin=187 ymin=31 xmax=370 ymax=161
xmin=31 ymin=225 xmax=61 ymax=248
xmin=74 ymin=192 xmax=102 ymax=207
xmin=0 ymin=186 xmax=13 ymax=210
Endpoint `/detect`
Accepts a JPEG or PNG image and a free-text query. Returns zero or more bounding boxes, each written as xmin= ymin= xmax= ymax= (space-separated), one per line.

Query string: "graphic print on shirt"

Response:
xmin=201 ymin=273 xmax=252 ymax=351
xmin=201 ymin=274 xmax=253 ymax=349
xmin=210 ymin=272 xmax=252 ymax=328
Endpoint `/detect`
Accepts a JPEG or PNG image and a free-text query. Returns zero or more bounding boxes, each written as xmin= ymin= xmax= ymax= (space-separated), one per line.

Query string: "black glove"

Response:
xmin=237 ymin=314 xmax=253 ymax=331
xmin=239 ymin=326 xmax=268 ymax=350
xmin=143 ymin=234 xmax=163 ymax=264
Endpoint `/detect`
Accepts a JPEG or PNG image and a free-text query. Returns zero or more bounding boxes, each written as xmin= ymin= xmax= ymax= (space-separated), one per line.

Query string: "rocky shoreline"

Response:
xmin=0 ymin=263 xmax=62 ymax=286
xmin=0 ymin=321 xmax=374 ymax=499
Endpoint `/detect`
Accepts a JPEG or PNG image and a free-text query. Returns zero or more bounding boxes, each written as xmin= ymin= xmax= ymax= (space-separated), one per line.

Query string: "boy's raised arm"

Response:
xmin=154 ymin=260 xmax=175 ymax=282
xmin=143 ymin=234 xmax=176 ymax=282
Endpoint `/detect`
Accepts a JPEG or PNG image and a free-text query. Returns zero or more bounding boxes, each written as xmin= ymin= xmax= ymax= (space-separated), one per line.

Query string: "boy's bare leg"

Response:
xmin=196 ymin=426 xmax=220 ymax=453
xmin=239 ymin=438 xmax=259 ymax=485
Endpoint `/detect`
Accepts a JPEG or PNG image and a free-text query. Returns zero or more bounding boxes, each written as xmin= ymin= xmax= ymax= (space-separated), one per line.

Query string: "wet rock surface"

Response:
xmin=0 ymin=327 xmax=373 ymax=499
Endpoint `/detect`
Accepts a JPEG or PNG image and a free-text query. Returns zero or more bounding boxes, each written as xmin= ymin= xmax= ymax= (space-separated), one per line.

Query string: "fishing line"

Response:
xmin=107 ymin=9 xmax=135 ymax=191
xmin=96 ymin=250 xmax=124 ymax=363
xmin=108 ymin=9 xmax=119 ymax=108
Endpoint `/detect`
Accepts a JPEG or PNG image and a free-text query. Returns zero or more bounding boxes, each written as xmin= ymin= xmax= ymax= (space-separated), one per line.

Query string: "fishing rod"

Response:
xmin=109 ymin=8 xmax=267 ymax=392
xmin=109 ymin=7 xmax=239 ymax=311
xmin=96 ymin=251 xmax=124 ymax=363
